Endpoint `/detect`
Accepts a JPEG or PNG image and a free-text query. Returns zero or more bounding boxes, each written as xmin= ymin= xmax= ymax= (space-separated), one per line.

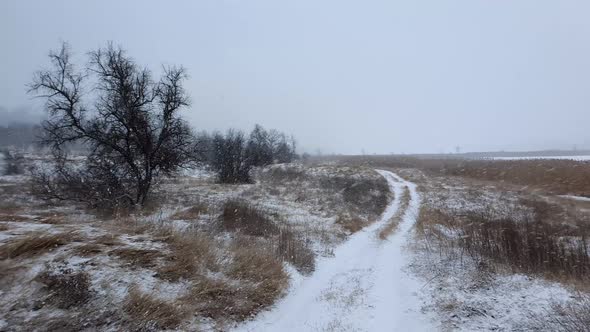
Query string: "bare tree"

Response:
xmin=210 ymin=129 xmax=251 ymax=183
xmin=245 ymin=124 xmax=274 ymax=167
xmin=29 ymin=43 xmax=195 ymax=208
xmin=0 ymin=150 xmax=25 ymax=175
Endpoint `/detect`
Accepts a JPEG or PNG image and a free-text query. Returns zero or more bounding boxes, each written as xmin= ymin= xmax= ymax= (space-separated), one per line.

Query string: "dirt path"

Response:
xmin=234 ymin=170 xmax=434 ymax=331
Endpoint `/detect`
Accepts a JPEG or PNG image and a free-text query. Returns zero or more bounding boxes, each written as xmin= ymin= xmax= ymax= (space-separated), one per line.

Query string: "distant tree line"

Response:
xmin=28 ymin=42 xmax=297 ymax=209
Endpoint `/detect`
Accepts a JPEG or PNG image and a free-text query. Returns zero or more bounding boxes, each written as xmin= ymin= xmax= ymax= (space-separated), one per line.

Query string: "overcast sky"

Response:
xmin=1 ymin=0 xmax=589 ymax=154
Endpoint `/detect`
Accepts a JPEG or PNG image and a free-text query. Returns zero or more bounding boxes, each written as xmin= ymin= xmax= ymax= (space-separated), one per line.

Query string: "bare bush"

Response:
xmin=207 ymin=125 xmax=297 ymax=184
xmin=210 ymin=129 xmax=252 ymax=183
xmin=246 ymin=124 xmax=297 ymax=166
xmin=28 ymin=42 xmax=196 ymax=208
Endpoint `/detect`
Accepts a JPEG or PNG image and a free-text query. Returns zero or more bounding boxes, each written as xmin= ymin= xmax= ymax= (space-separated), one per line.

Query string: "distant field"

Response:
xmin=488 ymin=155 xmax=590 ymax=161
xmin=323 ymin=155 xmax=590 ymax=197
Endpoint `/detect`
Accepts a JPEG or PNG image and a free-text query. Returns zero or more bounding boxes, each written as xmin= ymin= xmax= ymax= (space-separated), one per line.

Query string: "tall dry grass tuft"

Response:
xmin=123 ymin=285 xmax=188 ymax=330
xmin=109 ymin=247 xmax=164 ymax=269
xmin=186 ymin=276 xmax=239 ymax=319
xmin=220 ymin=199 xmax=279 ymax=237
xmin=226 ymin=239 xmax=289 ymax=317
xmin=0 ymin=231 xmax=80 ymax=259
xmin=273 ymin=225 xmax=315 ymax=275
xmin=157 ymin=230 xmax=217 ymax=281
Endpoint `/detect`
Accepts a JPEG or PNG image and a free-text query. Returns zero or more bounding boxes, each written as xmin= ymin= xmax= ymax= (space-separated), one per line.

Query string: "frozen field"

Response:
xmin=490 ymin=155 xmax=590 ymax=161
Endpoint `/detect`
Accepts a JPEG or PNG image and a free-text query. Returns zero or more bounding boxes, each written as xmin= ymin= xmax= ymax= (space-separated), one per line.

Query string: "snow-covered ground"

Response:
xmin=234 ymin=170 xmax=435 ymax=331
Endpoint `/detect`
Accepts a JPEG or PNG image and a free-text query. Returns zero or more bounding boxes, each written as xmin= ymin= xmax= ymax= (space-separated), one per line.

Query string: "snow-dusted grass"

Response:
xmin=0 ymin=161 xmax=390 ymax=330
xmin=407 ymin=169 xmax=590 ymax=331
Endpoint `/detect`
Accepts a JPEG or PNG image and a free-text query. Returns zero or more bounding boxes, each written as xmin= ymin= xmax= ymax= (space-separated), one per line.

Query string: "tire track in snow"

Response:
xmin=234 ymin=170 xmax=434 ymax=331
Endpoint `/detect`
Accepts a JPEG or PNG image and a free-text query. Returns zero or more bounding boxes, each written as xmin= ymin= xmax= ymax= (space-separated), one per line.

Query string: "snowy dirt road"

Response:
xmin=234 ymin=170 xmax=434 ymax=332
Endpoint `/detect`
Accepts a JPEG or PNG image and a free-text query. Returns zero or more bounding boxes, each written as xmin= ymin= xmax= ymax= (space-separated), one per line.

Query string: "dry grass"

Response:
xmin=335 ymin=214 xmax=368 ymax=234
xmin=36 ymin=266 xmax=92 ymax=309
xmin=0 ymin=201 xmax=22 ymax=215
xmin=530 ymin=294 xmax=590 ymax=332
xmin=273 ymin=226 xmax=315 ymax=275
xmin=39 ymin=215 xmax=67 ymax=225
xmin=263 ymin=166 xmax=306 ymax=183
xmin=219 ymin=199 xmax=279 ymax=237
xmin=0 ymin=214 xmax=32 ymax=222
xmin=123 ymin=285 xmax=188 ymax=330
xmin=379 ymin=186 xmax=410 ymax=240
xmin=92 ymin=234 xmax=122 ymax=246
xmin=0 ymin=260 xmax=24 ymax=288
xmin=334 ymin=155 xmax=590 ymax=197
xmin=320 ymin=174 xmax=390 ymax=219
xmin=186 ymin=276 xmax=239 ymax=319
xmin=109 ymin=247 xmax=164 ymax=269
xmin=176 ymin=238 xmax=289 ymax=321
xmin=156 ymin=231 xmax=217 ymax=281
xmin=73 ymin=243 xmax=104 ymax=257
xmin=170 ymin=202 xmax=209 ymax=220
xmin=416 ymin=201 xmax=590 ymax=286
xmin=224 ymin=240 xmax=289 ymax=319
xmin=0 ymin=231 xmax=80 ymax=259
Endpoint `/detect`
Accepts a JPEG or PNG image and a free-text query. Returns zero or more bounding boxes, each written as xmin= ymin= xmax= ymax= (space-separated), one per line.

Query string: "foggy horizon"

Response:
xmin=1 ymin=0 xmax=589 ymax=154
